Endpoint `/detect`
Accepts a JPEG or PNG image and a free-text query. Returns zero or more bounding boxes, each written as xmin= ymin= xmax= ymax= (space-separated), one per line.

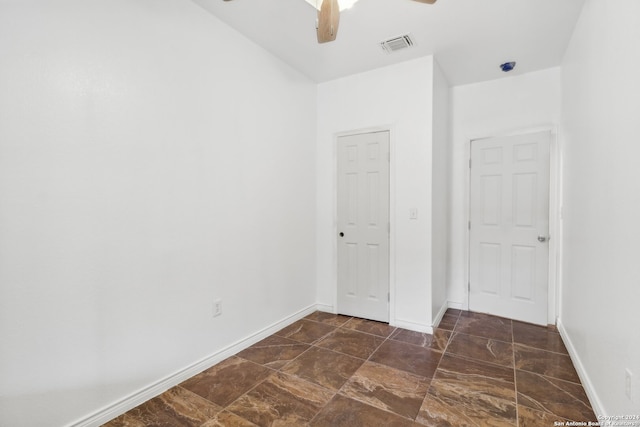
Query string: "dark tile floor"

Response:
xmin=104 ymin=309 xmax=596 ymax=426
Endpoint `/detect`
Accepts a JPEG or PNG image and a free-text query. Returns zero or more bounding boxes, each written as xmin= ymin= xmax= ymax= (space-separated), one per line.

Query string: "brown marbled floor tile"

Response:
xmin=513 ymin=321 xmax=568 ymax=354
xmin=446 ymin=332 xmax=514 ymax=367
xmin=389 ymin=328 xmax=450 ymax=351
xmin=416 ymin=394 xmax=469 ymax=426
xmin=369 ymin=340 xmax=442 ymax=378
xmin=236 ymin=335 xmax=309 ymax=370
xmin=342 ymin=317 xmax=396 ymax=338
xmin=416 ymin=392 xmax=515 ymax=427
xmin=316 ymin=328 xmax=385 ymax=359
xmin=280 ymin=346 xmax=363 ymax=390
xmin=200 ymin=411 xmax=259 ymax=427
xmin=514 ymin=343 xmax=580 ymax=383
xmin=309 ymin=394 xmax=419 ymax=427
xmin=106 ymin=386 xmax=221 ymax=427
xmin=438 ymin=313 xmax=459 ymax=331
xmin=340 ymin=361 xmax=430 ymax=419
xmin=417 ymin=353 xmax=517 ymax=426
xmin=227 ymin=372 xmax=334 ymax=427
xmin=420 ymin=378 xmax=517 ymax=427
xmin=106 ymin=311 xmax=597 ymax=427
xmin=517 ymin=405 xmax=569 ymax=427
xmin=516 ymin=369 xmax=596 ymax=422
xmin=445 ymin=308 xmax=462 ymax=316
xmin=180 ymin=357 xmax=272 ymax=407
xmin=275 ymin=319 xmax=336 ymax=344
xmin=436 ymin=353 xmax=515 ymax=387
xmin=455 ymin=312 xmax=513 ymax=342
xmin=305 ymin=311 xmax=352 ymax=327
xmin=102 ymin=414 xmax=146 ymax=427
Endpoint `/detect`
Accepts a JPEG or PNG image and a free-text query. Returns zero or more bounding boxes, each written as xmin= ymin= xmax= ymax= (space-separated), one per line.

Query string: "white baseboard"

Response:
xmin=447 ymin=301 xmax=467 ymax=311
xmin=447 ymin=300 xmax=465 ymax=311
xmin=392 ymin=318 xmax=433 ymax=334
xmin=69 ymin=304 xmax=318 ymax=427
xmin=432 ymin=302 xmax=449 ymax=329
xmin=315 ymin=303 xmax=335 ymax=313
xmin=556 ymin=318 xmax=605 ymax=418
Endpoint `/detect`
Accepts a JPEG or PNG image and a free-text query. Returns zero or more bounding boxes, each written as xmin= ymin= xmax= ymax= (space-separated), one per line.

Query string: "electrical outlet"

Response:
xmin=213 ymin=299 xmax=222 ymax=318
xmin=625 ymin=369 xmax=633 ymax=400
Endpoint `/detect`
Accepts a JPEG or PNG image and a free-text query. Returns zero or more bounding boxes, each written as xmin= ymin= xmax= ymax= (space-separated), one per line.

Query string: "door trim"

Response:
xmin=464 ymin=126 xmax=560 ymax=325
xmin=332 ymin=126 xmax=394 ymax=323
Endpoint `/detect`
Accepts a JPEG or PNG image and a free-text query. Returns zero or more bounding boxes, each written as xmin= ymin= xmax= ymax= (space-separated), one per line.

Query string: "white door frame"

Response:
xmin=464 ymin=126 xmax=561 ymax=325
xmin=332 ymin=126 xmax=395 ymax=323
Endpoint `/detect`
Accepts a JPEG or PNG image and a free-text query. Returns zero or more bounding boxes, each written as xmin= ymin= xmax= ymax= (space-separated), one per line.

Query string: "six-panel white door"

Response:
xmin=337 ymin=131 xmax=390 ymax=322
xmin=469 ymin=131 xmax=551 ymax=325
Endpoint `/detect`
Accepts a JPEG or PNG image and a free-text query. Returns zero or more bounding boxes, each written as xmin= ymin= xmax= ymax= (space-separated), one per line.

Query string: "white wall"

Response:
xmin=316 ymin=57 xmax=435 ymax=331
xmin=560 ymin=0 xmax=640 ymax=415
xmin=449 ymin=68 xmax=562 ymax=309
xmin=430 ymin=61 xmax=451 ymax=322
xmin=0 ymin=1 xmax=317 ymax=426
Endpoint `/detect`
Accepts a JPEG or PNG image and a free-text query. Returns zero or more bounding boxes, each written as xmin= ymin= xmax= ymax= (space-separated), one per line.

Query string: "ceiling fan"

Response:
xmin=223 ymin=0 xmax=437 ymax=44
xmin=316 ymin=0 xmax=436 ymax=43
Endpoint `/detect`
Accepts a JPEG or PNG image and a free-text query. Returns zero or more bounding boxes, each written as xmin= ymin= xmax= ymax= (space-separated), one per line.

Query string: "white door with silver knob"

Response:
xmin=469 ymin=131 xmax=551 ymax=325
xmin=337 ymin=131 xmax=390 ymax=322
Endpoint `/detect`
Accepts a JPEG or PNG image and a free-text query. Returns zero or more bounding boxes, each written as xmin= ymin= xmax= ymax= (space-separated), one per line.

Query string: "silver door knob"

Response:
xmin=537 ymin=235 xmax=547 ymax=242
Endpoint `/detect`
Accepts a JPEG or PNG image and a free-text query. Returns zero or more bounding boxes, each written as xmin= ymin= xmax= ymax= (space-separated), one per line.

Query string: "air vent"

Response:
xmin=380 ymin=35 xmax=414 ymax=54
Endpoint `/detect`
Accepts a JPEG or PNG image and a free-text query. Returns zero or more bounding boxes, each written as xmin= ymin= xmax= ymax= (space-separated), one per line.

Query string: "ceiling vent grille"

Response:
xmin=380 ymin=35 xmax=414 ymax=54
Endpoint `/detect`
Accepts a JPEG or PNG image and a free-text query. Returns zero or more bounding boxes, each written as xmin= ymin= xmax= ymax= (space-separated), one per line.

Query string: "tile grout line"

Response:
xmin=511 ymin=323 xmax=584 ymax=387
xmin=332 ymin=323 xmax=433 ymax=424
xmin=288 ymin=320 xmax=344 ymax=426
xmin=219 ymin=358 xmax=279 ymax=411
xmin=313 ymin=325 xmax=391 ymax=360
xmin=323 ymin=314 xmax=449 ymax=423
xmin=277 ymin=314 xmax=373 ymax=426
xmin=177 ymin=356 xmax=278 ymax=426
xmin=513 ymin=340 xmax=571 ymax=356
xmin=412 ymin=309 xmax=461 ymax=425
xmin=260 ymin=313 xmax=581 ymax=425
xmin=107 ymin=310 xmax=596 ymax=426
xmin=228 ymin=315 xmax=352 ymax=425
xmin=233 ymin=319 xmax=347 ymax=426
xmin=512 ymin=319 xmax=520 ymax=427
xmin=305 ymin=314 xmax=381 ymax=426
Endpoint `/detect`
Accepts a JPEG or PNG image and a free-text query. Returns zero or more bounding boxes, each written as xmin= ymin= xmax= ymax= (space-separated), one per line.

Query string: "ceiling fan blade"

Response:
xmin=317 ymin=0 xmax=340 ymax=44
xmin=411 ymin=0 xmax=437 ymax=3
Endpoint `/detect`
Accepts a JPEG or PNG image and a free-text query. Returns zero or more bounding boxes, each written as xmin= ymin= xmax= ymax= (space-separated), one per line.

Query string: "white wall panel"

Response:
xmin=317 ymin=57 xmax=435 ymax=330
xmin=430 ymin=61 xmax=452 ymax=324
xmin=561 ymin=0 xmax=640 ymax=415
xmin=0 ymin=1 xmax=317 ymax=425
xmin=449 ymin=68 xmax=561 ymax=309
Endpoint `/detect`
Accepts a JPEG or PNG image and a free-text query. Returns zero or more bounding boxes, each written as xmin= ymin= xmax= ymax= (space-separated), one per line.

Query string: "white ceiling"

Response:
xmin=191 ymin=0 xmax=585 ymax=86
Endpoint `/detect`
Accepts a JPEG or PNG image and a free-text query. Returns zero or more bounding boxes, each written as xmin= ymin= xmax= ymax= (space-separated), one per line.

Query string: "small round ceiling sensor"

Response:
xmin=500 ymin=62 xmax=516 ymax=72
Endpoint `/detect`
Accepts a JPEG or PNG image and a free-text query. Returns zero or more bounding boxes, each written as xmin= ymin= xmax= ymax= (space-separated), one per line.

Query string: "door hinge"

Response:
xmin=468 ymin=282 xmax=471 ymax=293
xmin=469 ymin=158 xmax=472 ymax=169
xmin=388 ymin=292 xmax=390 ymax=302
xmin=468 ymin=221 xmax=471 ymax=230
